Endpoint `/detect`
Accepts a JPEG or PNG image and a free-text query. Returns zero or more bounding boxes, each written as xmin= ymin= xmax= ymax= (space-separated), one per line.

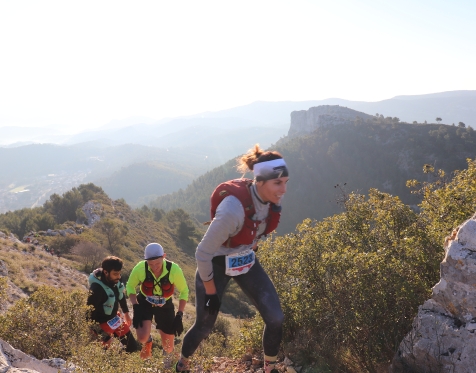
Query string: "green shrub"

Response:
xmin=408 ymin=158 xmax=476 ymax=245
xmin=188 ymin=332 xmax=228 ymax=371
xmin=213 ymin=316 xmax=232 ymax=338
xmin=0 ymin=285 xmax=92 ymax=359
xmin=258 ymin=189 xmax=441 ymax=372
xmin=49 ymin=235 xmax=81 ymax=256
xmin=70 ymin=341 xmax=164 ymax=373
xmin=231 ymin=316 xmax=264 ymax=358
xmin=221 ymin=288 xmax=255 ymax=317
xmin=0 ymin=276 xmax=7 ymax=306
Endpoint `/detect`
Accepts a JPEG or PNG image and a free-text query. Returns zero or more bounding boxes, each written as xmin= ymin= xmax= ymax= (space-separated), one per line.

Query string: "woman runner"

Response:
xmin=176 ymin=144 xmax=289 ymax=373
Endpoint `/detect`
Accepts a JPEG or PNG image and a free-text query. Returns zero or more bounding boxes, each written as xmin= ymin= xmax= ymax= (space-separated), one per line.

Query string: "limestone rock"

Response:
xmin=288 ymin=105 xmax=373 ymax=138
xmin=9 ymin=233 xmax=21 ymax=244
xmin=0 ymin=260 xmax=7 ymax=276
xmin=82 ymin=201 xmax=102 ymax=226
xmin=392 ymin=214 xmax=476 ymax=373
xmin=0 ymin=338 xmax=73 ymax=373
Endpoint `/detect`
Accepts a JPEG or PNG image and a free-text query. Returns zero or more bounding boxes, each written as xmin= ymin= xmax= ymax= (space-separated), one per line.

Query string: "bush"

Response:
xmin=0 ymin=276 xmax=7 ymax=307
xmin=258 ymin=189 xmax=441 ymax=372
xmin=221 ymin=289 xmax=255 ymax=317
xmin=71 ymin=241 xmax=109 ymax=273
xmin=70 ymin=341 xmax=156 ymax=373
xmin=408 ymin=158 xmax=476 ymax=245
xmin=213 ymin=316 xmax=232 ymax=338
xmin=49 ymin=235 xmax=81 ymax=256
xmin=231 ymin=316 xmax=264 ymax=358
xmin=0 ymin=285 xmax=92 ymax=360
xmin=189 ymin=332 xmax=228 ymax=370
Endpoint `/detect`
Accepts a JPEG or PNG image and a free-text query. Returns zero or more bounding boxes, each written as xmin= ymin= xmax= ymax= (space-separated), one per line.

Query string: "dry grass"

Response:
xmin=0 ymin=239 xmax=88 ymax=305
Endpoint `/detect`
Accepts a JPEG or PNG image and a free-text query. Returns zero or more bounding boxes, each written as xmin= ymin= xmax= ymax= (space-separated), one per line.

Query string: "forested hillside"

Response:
xmin=0 ymin=184 xmax=197 ymax=278
xmin=151 ymin=118 xmax=476 ymax=234
xmin=0 ymin=143 xmax=204 ymax=186
xmin=96 ymin=161 xmax=197 ymax=206
xmin=0 ymin=183 xmax=254 ymax=316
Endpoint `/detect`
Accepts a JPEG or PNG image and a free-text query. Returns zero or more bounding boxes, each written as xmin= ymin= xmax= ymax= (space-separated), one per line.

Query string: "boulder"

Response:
xmin=46 ymin=229 xmax=59 ymax=236
xmin=392 ymin=213 xmax=476 ymax=373
xmin=0 ymin=338 xmax=73 ymax=373
xmin=9 ymin=233 xmax=21 ymax=243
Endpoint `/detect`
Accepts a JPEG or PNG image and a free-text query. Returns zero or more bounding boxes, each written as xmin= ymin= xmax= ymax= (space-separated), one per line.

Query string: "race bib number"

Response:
xmin=106 ymin=315 xmax=122 ymax=330
xmin=146 ymin=295 xmax=165 ymax=306
xmin=225 ymin=249 xmax=255 ymax=276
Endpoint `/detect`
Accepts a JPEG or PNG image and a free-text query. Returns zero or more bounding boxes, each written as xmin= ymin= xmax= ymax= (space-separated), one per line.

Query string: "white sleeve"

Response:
xmin=195 ymin=196 xmax=244 ymax=281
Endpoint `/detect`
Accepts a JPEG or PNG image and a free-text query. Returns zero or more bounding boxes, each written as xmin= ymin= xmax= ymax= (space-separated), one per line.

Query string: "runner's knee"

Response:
xmin=264 ymin=308 xmax=284 ymax=329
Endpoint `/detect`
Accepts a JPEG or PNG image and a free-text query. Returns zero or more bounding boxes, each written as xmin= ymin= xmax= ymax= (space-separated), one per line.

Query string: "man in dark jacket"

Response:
xmin=87 ymin=255 xmax=138 ymax=352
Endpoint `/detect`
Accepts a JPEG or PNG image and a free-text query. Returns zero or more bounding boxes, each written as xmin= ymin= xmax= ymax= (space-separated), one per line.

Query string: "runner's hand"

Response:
xmin=124 ymin=312 xmax=132 ymax=327
xmin=204 ymin=294 xmax=220 ymax=315
xmin=172 ymin=311 xmax=184 ymax=336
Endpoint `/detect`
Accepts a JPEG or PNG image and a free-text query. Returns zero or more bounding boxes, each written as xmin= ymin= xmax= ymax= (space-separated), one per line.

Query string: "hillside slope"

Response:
xmin=0 ymin=235 xmax=88 ymax=310
xmin=0 ymin=183 xmax=255 ymax=317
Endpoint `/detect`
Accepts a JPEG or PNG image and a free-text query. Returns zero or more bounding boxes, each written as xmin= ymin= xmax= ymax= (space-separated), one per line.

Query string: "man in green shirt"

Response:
xmin=126 ymin=243 xmax=189 ymax=365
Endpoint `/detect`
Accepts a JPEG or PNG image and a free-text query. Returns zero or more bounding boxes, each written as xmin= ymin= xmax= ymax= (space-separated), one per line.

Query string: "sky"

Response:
xmin=1 ymin=0 xmax=475 ymax=132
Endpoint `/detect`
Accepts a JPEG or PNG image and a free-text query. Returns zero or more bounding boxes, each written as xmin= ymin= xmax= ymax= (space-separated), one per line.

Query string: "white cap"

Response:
xmin=144 ymin=243 xmax=164 ymax=260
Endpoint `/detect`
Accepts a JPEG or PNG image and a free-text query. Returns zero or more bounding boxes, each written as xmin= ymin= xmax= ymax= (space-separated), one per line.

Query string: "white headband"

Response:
xmin=253 ymin=158 xmax=289 ymax=181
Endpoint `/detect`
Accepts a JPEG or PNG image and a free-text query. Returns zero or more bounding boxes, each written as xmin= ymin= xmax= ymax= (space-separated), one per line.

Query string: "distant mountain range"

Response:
xmin=1 ymin=90 xmax=475 ymax=214
xmin=2 ymin=90 xmax=475 ymax=148
xmin=0 ymin=144 xmax=212 ymax=213
xmin=185 ymin=90 xmax=476 ymax=129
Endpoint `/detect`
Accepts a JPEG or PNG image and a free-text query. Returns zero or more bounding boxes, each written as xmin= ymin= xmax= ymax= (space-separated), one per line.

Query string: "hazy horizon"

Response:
xmin=1 ymin=0 xmax=475 ymax=131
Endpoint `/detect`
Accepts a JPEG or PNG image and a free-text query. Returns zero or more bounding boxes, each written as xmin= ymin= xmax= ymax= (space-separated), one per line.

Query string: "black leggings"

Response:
xmin=181 ymin=257 xmax=283 ymax=358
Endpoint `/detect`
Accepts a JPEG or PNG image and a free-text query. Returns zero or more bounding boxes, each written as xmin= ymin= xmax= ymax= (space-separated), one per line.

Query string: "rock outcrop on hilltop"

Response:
xmin=288 ymin=105 xmax=374 ymax=138
xmin=392 ymin=212 xmax=476 ymax=373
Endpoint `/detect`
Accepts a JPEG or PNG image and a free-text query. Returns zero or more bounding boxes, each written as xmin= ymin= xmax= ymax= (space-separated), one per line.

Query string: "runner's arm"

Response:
xmin=119 ymin=294 xmax=129 ymax=313
xmin=125 ymin=261 xmax=144 ymax=298
xmin=195 ymin=196 xmax=244 ymax=283
xmin=87 ymin=283 xmax=107 ymax=321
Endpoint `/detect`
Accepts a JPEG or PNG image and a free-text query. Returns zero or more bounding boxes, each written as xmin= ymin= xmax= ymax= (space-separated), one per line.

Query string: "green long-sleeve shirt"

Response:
xmin=126 ymin=260 xmax=189 ymax=301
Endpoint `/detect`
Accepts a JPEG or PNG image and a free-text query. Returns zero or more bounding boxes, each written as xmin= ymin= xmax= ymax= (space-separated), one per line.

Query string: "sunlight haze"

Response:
xmin=1 ymin=0 xmax=475 ymax=132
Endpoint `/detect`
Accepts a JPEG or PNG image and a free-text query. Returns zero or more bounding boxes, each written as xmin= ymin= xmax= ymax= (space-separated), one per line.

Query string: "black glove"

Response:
xmin=204 ymin=294 xmax=220 ymax=315
xmin=132 ymin=304 xmax=143 ymax=329
xmin=172 ymin=311 xmax=184 ymax=336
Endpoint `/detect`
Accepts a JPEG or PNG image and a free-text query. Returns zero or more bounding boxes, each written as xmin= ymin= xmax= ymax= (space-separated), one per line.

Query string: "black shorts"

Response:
xmin=137 ymin=294 xmax=175 ymax=335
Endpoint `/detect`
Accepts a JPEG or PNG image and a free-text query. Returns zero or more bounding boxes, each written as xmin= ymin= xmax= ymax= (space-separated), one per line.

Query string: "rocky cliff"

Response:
xmin=287 ymin=105 xmax=374 ymax=138
xmin=392 ymin=212 xmax=476 ymax=373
